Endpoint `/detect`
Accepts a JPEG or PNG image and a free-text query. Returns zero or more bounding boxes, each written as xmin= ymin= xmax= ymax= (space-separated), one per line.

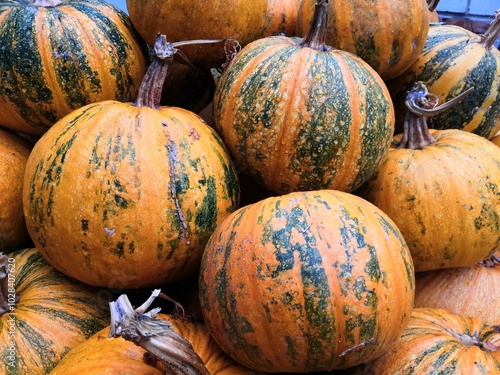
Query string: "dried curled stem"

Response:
xmin=109 ymin=289 xmax=209 ymax=375
xmin=395 ymin=82 xmax=474 ymax=150
xmin=481 ymin=253 xmax=500 ymax=267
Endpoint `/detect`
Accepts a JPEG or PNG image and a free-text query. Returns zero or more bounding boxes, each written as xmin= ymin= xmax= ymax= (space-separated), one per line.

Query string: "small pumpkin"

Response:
xmin=0 ymin=127 xmax=33 ymax=251
xmin=22 ymin=35 xmax=239 ymax=289
xmin=199 ymin=189 xmax=415 ymax=373
xmin=296 ymin=0 xmax=430 ymax=80
xmin=0 ymin=0 xmax=148 ymax=135
xmin=357 ymin=82 xmax=500 ymax=271
xmin=50 ymin=292 xmax=262 ymax=374
xmin=414 ymin=252 xmax=500 ymax=326
xmin=0 ymin=248 xmax=110 ymax=374
xmin=346 ymin=308 xmax=500 ymax=374
xmin=214 ymin=0 xmax=395 ymax=194
xmin=126 ymin=0 xmax=301 ymax=69
xmin=388 ymin=13 xmax=500 ymax=139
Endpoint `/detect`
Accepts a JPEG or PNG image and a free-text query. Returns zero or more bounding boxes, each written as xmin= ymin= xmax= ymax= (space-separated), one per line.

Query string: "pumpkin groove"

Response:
xmin=0 ymin=0 xmax=147 ymax=135
xmin=199 ymin=189 xmax=414 ymax=372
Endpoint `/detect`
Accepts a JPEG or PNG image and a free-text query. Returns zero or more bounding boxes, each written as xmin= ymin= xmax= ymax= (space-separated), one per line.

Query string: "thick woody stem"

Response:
xmin=427 ymin=0 xmax=441 ymax=12
xmin=481 ymin=10 xmax=500 ymax=50
xmin=395 ymin=82 xmax=474 ymax=150
xmin=300 ymin=0 xmax=330 ymax=51
xmin=109 ymin=289 xmax=210 ymax=375
xmin=134 ymin=34 xmax=227 ymax=109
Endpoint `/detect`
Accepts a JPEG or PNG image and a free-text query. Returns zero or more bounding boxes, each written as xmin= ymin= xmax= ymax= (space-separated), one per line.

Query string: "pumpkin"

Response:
xmin=213 ymin=0 xmax=395 ymax=195
xmin=199 ymin=189 xmax=415 ymax=373
xmin=126 ymin=0 xmax=301 ymax=69
xmin=357 ymin=82 xmax=500 ymax=272
xmin=427 ymin=0 xmax=440 ymax=22
xmin=22 ymin=35 xmax=240 ymax=289
xmin=346 ymin=308 xmax=500 ymax=374
xmin=50 ymin=301 xmax=262 ymax=374
xmin=296 ymin=0 xmax=430 ymax=80
xmin=414 ymin=252 xmax=500 ymax=326
xmin=0 ymin=127 xmax=33 ymax=251
xmin=0 ymin=248 xmax=110 ymax=374
xmin=387 ymin=14 xmax=500 ymax=139
xmin=0 ymin=0 xmax=148 ymax=135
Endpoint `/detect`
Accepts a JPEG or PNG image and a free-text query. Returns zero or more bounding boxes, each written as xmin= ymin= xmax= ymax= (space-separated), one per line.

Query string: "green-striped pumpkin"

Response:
xmin=0 ymin=248 xmax=110 ymax=375
xmin=0 ymin=0 xmax=148 ymax=135
xmin=346 ymin=308 xmax=500 ymax=374
xmin=213 ymin=0 xmax=395 ymax=195
xmin=22 ymin=35 xmax=240 ymax=289
xmin=388 ymin=23 xmax=500 ymax=139
xmin=296 ymin=0 xmax=430 ymax=80
xmin=199 ymin=190 xmax=415 ymax=373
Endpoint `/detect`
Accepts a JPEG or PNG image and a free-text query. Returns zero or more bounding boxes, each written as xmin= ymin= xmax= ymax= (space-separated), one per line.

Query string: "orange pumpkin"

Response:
xmin=414 ymin=252 xmax=500 ymax=326
xmin=347 ymin=308 xmax=500 ymax=374
xmin=0 ymin=127 xmax=33 ymax=251
xmin=126 ymin=0 xmax=301 ymax=69
xmin=296 ymin=0 xmax=430 ymax=80
xmin=49 ymin=315 xmax=261 ymax=375
xmin=492 ymin=131 xmax=500 ymax=147
xmin=358 ymin=82 xmax=500 ymax=271
xmin=0 ymin=0 xmax=148 ymax=135
xmin=22 ymin=35 xmax=239 ymax=289
xmin=199 ymin=189 xmax=415 ymax=372
xmin=0 ymin=248 xmax=110 ymax=374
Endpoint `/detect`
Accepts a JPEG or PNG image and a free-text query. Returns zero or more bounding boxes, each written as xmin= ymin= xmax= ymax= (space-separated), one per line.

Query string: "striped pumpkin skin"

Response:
xmin=388 ymin=25 xmax=500 ymax=139
xmin=348 ymin=308 xmax=500 ymax=374
xmin=22 ymin=101 xmax=240 ymax=289
xmin=296 ymin=0 xmax=430 ymax=80
xmin=50 ymin=315 xmax=261 ymax=375
xmin=414 ymin=253 xmax=500 ymax=326
xmin=213 ymin=36 xmax=395 ymax=195
xmin=0 ymin=127 xmax=32 ymax=251
xmin=0 ymin=247 xmax=110 ymax=375
xmin=0 ymin=0 xmax=147 ymax=135
xmin=358 ymin=129 xmax=500 ymax=272
xmin=199 ymin=190 xmax=415 ymax=373
xmin=126 ymin=0 xmax=301 ymax=69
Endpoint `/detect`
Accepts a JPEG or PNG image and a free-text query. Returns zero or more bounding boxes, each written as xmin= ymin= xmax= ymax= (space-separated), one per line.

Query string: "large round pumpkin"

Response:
xmin=126 ymin=0 xmax=301 ymax=69
xmin=0 ymin=127 xmax=33 ymax=251
xmin=214 ymin=0 xmax=395 ymax=195
xmin=358 ymin=82 xmax=500 ymax=271
xmin=414 ymin=252 xmax=500 ymax=326
xmin=388 ymin=18 xmax=500 ymax=139
xmin=49 ymin=315 xmax=262 ymax=375
xmin=346 ymin=308 xmax=500 ymax=374
xmin=0 ymin=0 xmax=148 ymax=135
xmin=0 ymin=248 xmax=110 ymax=374
xmin=22 ymin=35 xmax=239 ymax=289
xmin=199 ymin=189 xmax=415 ymax=373
xmin=296 ymin=0 xmax=430 ymax=80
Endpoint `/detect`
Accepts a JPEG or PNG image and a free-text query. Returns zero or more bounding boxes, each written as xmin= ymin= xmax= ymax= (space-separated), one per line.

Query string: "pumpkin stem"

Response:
xmin=0 ymin=253 xmax=19 ymax=316
xmin=109 ymin=289 xmax=210 ymax=375
xmin=299 ymin=0 xmax=330 ymax=51
xmin=427 ymin=0 xmax=440 ymax=12
xmin=134 ymin=34 xmax=228 ymax=109
xmin=31 ymin=0 xmax=62 ymax=6
xmin=480 ymin=10 xmax=500 ymax=50
xmin=454 ymin=329 xmax=500 ymax=353
xmin=481 ymin=253 xmax=500 ymax=267
xmin=395 ymin=82 xmax=474 ymax=149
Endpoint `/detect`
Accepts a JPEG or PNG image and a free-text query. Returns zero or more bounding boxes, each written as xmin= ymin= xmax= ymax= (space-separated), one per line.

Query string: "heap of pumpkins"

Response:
xmin=0 ymin=0 xmax=499 ymax=373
